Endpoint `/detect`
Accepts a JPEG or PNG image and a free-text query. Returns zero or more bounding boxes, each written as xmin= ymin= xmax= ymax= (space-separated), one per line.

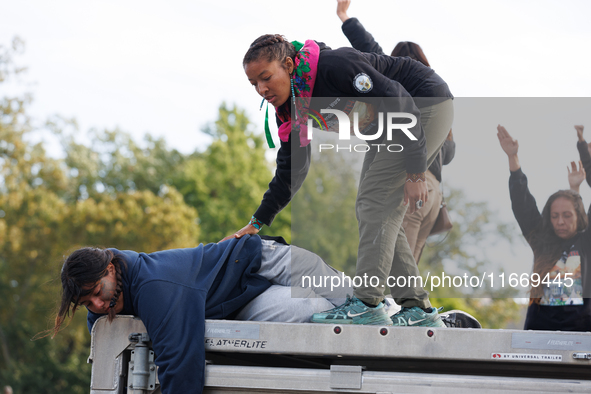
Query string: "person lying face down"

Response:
xmin=53 ymin=235 xmax=351 ymax=394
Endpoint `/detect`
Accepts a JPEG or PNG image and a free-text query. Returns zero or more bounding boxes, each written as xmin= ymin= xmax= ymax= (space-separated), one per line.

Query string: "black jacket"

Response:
xmin=509 ymin=169 xmax=591 ymax=331
xmin=578 ymin=140 xmax=591 ymax=187
xmin=341 ymin=17 xmax=455 ymax=182
xmin=254 ymin=41 xmax=453 ymax=225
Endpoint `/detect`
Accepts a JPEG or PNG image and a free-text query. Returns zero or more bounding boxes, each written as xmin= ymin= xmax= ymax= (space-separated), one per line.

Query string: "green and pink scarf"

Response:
xmin=272 ymin=39 xmax=320 ymax=148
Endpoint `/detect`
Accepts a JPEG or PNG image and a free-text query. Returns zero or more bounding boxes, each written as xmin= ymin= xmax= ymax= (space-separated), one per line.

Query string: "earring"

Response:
xmin=290 ymin=73 xmax=296 ymax=105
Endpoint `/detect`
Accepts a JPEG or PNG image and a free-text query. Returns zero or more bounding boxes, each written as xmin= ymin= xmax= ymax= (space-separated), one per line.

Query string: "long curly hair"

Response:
xmin=528 ymin=190 xmax=587 ymax=300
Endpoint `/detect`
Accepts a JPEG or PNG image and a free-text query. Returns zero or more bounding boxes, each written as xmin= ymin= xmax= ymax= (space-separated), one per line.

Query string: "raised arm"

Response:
xmin=568 ymin=160 xmax=586 ymax=194
xmin=497 ymin=124 xmax=520 ymax=172
xmin=337 ymin=0 xmax=386 ymax=55
xmin=336 ymin=0 xmax=350 ymax=22
xmin=497 ymin=125 xmax=542 ymax=238
xmin=574 ymin=125 xmax=591 ymax=187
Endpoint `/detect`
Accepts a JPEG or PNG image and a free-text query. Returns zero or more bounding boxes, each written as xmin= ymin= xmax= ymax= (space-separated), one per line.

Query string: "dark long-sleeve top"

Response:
xmin=341 ymin=17 xmax=455 ymax=183
xmin=577 ymin=140 xmax=591 ymax=187
xmin=509 ymin=168 xmax=591 ymax=331
xmin=341 ymin=17 xmax=386 ymax=55
xmin=254 ymin=41 xmax=453 ymax=225
xmin=86 ymin=235 xmax=271 ymax=394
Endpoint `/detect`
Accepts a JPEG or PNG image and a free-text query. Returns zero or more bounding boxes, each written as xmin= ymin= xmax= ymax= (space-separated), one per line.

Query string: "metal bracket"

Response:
xmin=128 ymin=332 xmax=157 ymax=393
xmin=329 ymin=365 xmax=363 ymax=389
xmin=572 ymin=352 xmax=591 ymax=360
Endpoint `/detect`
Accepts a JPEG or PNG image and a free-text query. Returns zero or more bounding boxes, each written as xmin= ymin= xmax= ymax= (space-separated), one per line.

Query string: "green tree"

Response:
xmin=51 ymin=120 xmax=186 ymax=201
xmin=291 ymin=147 xmax=359 ymax=275
xmin=0 ymin=38 xmax=200 ymax=393
xmin=172 ymin=103 xmax=291 ymax=243
xmin=0 ymin=38 xmax=95 ymax=393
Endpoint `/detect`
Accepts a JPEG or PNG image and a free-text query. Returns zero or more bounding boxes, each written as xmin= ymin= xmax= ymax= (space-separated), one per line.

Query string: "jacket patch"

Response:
xmin=353 ymin=73 xmax=373 ymax=93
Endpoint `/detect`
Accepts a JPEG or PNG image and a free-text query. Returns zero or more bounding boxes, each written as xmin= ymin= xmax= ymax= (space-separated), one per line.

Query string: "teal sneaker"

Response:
xmin=311 ymin=296 xmax=393 ymax=326
xmin=390 ymin=306 xmax=446 ymax=327
xmin=320 ymin=294 xmax=354 ymax=314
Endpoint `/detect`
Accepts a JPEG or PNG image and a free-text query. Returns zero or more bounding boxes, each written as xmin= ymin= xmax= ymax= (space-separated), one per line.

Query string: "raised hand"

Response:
xmin=496 ymin=125 xmax=519 ymax=156
xmin=336 ymin=0 xmax=351 ymax=23
xmin=574 ymin=125 xmax=591 ymax=157
xmin=496 ymin=125 xmax=521 ymax=171
xmin=575 ymin=125 xmax=584 ymax=142
xmin=568 ymin=160 xmax=586 ymax=193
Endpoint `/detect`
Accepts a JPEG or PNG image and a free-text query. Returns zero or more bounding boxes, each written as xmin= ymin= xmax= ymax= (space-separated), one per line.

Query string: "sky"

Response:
xmin=2 ymin=0 xmax=591 ymax=294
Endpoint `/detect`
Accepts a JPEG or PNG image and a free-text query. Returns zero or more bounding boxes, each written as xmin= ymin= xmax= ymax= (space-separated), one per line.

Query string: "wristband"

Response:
xmin=249 ymin=216 xmax=263 ymax=230
xmin=406 ymin=172 xmax=426 ymax=183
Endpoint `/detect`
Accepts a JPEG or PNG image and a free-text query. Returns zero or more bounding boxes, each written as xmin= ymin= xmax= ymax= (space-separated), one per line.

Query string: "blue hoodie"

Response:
xmin=87 ymin=235 xmax=271 ymax=393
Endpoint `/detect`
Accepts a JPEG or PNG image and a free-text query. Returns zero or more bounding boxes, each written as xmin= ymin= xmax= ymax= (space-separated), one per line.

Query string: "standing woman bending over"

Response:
xmin=336 ymin=0 xmax=456 ymax=264
xmin=225 ymin=33 xmax=454 ymax=327
xmin=497 ymin=125 xmax=591 ymax=331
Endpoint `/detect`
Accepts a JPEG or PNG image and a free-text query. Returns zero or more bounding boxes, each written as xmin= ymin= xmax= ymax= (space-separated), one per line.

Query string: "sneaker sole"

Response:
xmin=311 ymin=316 xmax=393 ymax=326
xmin=440 ymin=310 xmax=482 ymax=328
xmin=391 ymin=319 xmax=446 ymax=327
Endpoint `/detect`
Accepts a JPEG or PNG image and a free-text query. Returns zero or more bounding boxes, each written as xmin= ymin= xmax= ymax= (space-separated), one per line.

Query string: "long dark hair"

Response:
xmin=528 ymin=190 xmax=587 ymax=299
xmin=391 ymin=41 xmax=430 ymax=68
xmin=243 ymin=34 xmax=296 ymax=67
xmin=52 ymin=247 xmax=125 ymax=338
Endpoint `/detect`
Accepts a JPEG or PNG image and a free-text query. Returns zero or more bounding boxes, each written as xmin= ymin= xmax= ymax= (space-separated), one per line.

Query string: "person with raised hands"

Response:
xmin=497 ymin=125 xmax=591 ymax=331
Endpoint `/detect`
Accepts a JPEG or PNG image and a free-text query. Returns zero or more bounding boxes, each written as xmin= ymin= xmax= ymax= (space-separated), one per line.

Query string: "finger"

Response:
xmin=407 ymin=194 xmax=415 ymax=213
xmin=571 ymin=161 xmax=577 ymax=172
xmin=403 ymin=187 xmax=409 ymax=206
xmin=579 ymin=160 xmax=584 ymax=172
xmin=497 ymin=131 xmax=508 ymax=145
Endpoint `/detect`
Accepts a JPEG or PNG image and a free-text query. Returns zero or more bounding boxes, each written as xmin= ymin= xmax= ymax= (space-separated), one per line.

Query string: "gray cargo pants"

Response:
xmin=236 ymin=239 xmax=352 ymax=322
xmin=353 ymin=99 xmax=454 ymax=308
